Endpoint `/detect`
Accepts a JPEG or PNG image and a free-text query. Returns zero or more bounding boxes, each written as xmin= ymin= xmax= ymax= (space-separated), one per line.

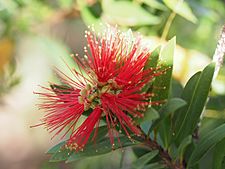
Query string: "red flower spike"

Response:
xmin=35 ymin=25 xmax=164 ymax=151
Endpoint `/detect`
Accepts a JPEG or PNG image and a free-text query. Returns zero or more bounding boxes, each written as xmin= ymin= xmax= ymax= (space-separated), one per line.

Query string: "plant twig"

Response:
xmin=135 ymin=133 xmax=185 ymax=169
xmin=144 ymin=138 xmax=185 ymax=169
xmin=161 ymin=12 xmax=176 ymax=41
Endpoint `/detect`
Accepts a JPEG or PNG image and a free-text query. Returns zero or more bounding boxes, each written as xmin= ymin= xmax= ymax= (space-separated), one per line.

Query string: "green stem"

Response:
xmin=161 ymin=12 xmax=176 ymax=41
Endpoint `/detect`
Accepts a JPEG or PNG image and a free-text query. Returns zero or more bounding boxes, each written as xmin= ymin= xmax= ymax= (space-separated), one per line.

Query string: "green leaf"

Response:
xmin=77 ymin=0 xmax=101 ymax=27
xmin=50 ymin=147 xmax=72 ymax=162
xmin=150 ymin=98 xmax=186 ymax=148
xmin=176 ymin=135 xmax=192 ymax=161
xmin=132 ymin=150 xmax=159 ymax=169
xmin=66 ymin=136 xmax=138 ymax=163
xmin=171 ymin=78 xmax=183 ymax=98
xmin=207 ymin=95 xmax=225 ymax=111
xmin=174 ymin=63 xmax=215 ymax=143
xmin=212 ymin=138 xmax=225 ymax=169
xmin=150 ymin=98 xmax=186 ymax=131
xmin=141 ymin=0 xmax=167 ymax=11
xmin=47 ymin=141 xmax=66 ymax=154
xmin=89 ymin=125 xmax=109 ymax=142
xmin=143 ymin=162 xmax=165 ymax=169
xmin=188 ymin=123 xmax=225 ymax=166
xmin=151 ymin=37 xmax=175 ymax=109
xmin=102 ymin=0 xmax=161 ymax=26
xmin=142 ymin=46 xmax=161 ymax=93
xmin=145 ymin=46 xmax=161 ymax=70
xmin=140 ymin=107 xmax=159 ymax=124
xmin=163 ymin=0 xmax=197 ymax=23
xmin=47 ymin=125 xmax=108 ymax=158
xmin=199 ymin=117 xmax=225 ymax=138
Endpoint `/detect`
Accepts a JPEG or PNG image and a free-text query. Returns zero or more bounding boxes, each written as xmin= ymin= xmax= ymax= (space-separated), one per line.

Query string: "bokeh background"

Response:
xmin=0 ymin=0 xmax=224 ymax=169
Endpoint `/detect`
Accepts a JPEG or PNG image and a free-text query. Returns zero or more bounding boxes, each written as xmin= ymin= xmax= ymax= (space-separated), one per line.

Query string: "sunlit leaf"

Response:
xmin=151 ymin=37 xmax=176 ymax=109
xmin=102 ymin=0 xmax=160 ymax=26
xmin=163 ymin=0 xmax=197 ymax=23
xmin=141 ymin=0 xmax=167 ymax=11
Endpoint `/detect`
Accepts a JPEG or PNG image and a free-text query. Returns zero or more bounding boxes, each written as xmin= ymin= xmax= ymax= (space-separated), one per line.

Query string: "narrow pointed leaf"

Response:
xmin=163 ymin=0 xmax=197 ymax=23
xmin=174 ymin=63 xmax=215 ymax=143
xmin=177 ymin=135 xmax=192 ymax=161
xmin=142 ymin=0 xmax=167 ymax=11
xmin=212 ymin=138 xmax=225 ymax=169
xmin=188 ymin=123 xmax=225 ymax=166
xmin=102 ymin=0 xmax=161 ymax=26
xmin=66 ymin=136 xmax=138 ymax=162
xmin=152 ymin=37 xmax=175 ymax=110
xmin=47 ymin=141 xmax=66 ymax=154
xmin=150 ymin=98 xmax=186 ymax=131
xmin=143 ymin=162 xmax=165 ymax=169
xmin=142 ymin=46 xmax=161 ymax=93
xmin=132 ymin=150 xmax=159 ymax=169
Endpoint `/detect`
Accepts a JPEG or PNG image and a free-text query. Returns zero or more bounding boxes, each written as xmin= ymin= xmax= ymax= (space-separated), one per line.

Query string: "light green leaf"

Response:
xmin=102 ymin=0 xmax=161 ymax=26
xmin=132 ymin=150 xmax=159 ymax=169
xmin=188 ymin=123 xmax=225 ymax=166
xmin=141 ymin=0 xmax=167 ymax=11
xmin=163 ymin=0 xmax=197 ymax=23
xmin=174 ymin=63 xmax=215 ymax=143
xmin=151 ymin=37 xmax=176 ymax=109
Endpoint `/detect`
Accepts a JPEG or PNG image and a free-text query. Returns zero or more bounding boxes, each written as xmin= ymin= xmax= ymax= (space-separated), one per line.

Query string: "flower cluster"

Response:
xmin=36 ymin=25 xmax=163 ymax=151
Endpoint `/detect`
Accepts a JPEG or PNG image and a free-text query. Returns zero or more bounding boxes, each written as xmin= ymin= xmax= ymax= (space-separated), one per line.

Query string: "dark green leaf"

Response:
xmin=143 ymin=162 xmax=165 ymax=169
xmin=207 ymin=95 xmax=225 ymax=111
xmin=142 ymin=46 xmax=161 ymax=93
xmin=150 ymin=98 xmax=186 ymax=131
xmin=50 ymin=147 xmax=72 ymax=162
xmin=171 ymin=78 xmax=183 ymax=98
xmin=151 ymin=37 xmax=175 ymax=110
xmin=145 ymin=46 xmax=161 ymax=70
xmin=132 ymin=150 xmax=159 ymax=169
xmin=174 ymin=63 xmax=215 ymax=143
xmin=177 ymin=135 xmax=192 ymax=161
xmin=132 ymin=146 xmax=151 ymax=158
xmin=47 ymin=141 xmax=66 ymax=154
xmin=188 ymin=123 xmax=225 ymax=166
xmin=66 ymin=136 xmax=138 ymax=163
xmin=212 ymin=138 xmax=225 ymax=169
xmin=140 ymin=107 xmax=159 ymax=124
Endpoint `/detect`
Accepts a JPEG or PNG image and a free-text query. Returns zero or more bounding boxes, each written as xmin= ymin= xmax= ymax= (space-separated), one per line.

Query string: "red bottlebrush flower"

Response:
xmin=35 ymin=25 xmax=163 ymax=151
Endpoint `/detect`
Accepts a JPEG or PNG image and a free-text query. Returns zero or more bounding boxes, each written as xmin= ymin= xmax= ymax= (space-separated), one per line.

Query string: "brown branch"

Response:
xmin=144 ymin=138 xmax=184 ymax=169
xmin=135 ymin=134 xmax=185 ymax=169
